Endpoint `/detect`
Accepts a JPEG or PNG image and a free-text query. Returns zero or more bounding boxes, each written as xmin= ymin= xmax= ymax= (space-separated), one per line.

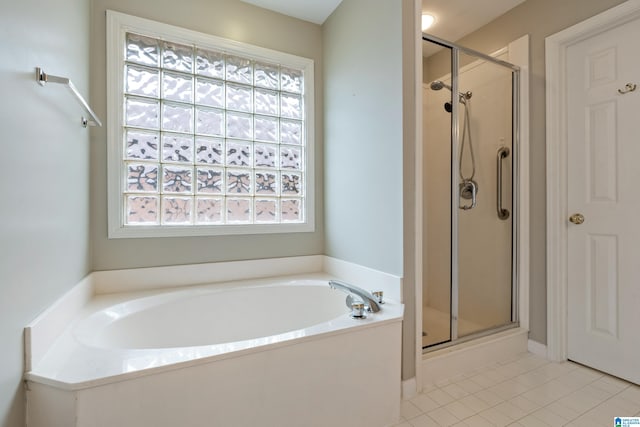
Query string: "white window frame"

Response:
xmin=106 ymin=10 xmax=315 ymax=238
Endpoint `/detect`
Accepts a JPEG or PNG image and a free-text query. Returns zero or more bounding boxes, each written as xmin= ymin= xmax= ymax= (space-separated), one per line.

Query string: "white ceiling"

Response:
xmin=240 ymin=0 xmax=343 ymax=25
xmin=239 ymin=0 xmax=526 ymax=57
xmin=422 ymin=0 xmax=526 ymax=56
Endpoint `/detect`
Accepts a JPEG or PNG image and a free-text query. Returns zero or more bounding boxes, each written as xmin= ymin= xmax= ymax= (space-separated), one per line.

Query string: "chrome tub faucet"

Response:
xmin=328 ymin=280 xmax=382 ymax=313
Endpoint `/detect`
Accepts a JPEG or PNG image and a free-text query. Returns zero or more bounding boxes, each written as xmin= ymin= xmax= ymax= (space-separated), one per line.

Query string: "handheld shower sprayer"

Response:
xmin=428 ymin=79 xmax=478 ymax=209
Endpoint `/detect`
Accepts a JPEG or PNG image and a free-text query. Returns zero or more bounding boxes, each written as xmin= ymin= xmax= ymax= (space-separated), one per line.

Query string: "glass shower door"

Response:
xmin=422 ymin=44 xmax=453 ymax=348
xmin=456 ymin=51 xmax=515 ymax=338
xmin=422 ymin=34 xmax=518 ymax=350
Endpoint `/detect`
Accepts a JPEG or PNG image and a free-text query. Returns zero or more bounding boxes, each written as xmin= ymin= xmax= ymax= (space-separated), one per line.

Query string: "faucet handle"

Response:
xmin=351 ymin=302 xmax=366 ymax=319
xmin=372 ymin=291 xmax=384 ymax=304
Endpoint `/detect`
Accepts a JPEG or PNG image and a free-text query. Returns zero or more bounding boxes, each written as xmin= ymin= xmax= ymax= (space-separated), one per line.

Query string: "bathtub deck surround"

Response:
xmin=24 ymin=256 xmax=404 ymax=427
xmin=27 ymin=277 xmax=403 ymax=387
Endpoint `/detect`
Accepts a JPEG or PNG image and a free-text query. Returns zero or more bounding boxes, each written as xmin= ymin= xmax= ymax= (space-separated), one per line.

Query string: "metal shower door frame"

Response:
xmin=422 ymin=33 xmax=521 ymax=344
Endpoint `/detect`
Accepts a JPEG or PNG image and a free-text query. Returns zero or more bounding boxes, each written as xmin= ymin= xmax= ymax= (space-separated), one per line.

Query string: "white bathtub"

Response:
xmin=76 ymin=281 xmax=353 ymax=350
xmin=25 ymin=270 xmax=404 ymax=427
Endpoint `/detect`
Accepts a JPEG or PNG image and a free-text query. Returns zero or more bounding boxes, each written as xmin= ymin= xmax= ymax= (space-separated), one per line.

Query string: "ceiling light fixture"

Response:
xmin=422 ymin=13 xmax=435 ymax=31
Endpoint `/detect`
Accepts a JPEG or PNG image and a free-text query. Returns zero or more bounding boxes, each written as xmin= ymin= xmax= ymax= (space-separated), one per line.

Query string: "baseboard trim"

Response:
xmin=527 ymin=339 xmax=548 ymax=358
xmin=401 ymin=377 xmax=418 ymax=400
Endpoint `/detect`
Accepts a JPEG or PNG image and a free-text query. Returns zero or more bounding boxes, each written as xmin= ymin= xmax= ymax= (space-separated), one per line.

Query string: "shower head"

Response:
xmin=429 ymin=80 xmax=452 ymax=91
xmin=431 ymin=79 xmax=472 ymax=111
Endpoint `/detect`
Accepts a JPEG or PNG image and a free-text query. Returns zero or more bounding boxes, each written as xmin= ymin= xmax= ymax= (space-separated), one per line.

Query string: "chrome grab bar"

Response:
xmin=497 ymin=146 xmax=510 ymax=220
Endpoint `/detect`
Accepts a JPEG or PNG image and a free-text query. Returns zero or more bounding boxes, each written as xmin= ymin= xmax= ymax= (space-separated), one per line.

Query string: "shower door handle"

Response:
xmin=497 ymin=147 xmax=510 ymax=220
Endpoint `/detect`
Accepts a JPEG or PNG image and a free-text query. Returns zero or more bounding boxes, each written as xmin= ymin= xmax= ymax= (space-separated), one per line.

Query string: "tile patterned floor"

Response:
xmin=395 ymin=352 xmax=640 ymax=427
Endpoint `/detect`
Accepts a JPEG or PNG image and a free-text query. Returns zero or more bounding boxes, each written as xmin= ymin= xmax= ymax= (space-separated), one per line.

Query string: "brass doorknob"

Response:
xmin=569 ymin=213 xmax=585 ymax=224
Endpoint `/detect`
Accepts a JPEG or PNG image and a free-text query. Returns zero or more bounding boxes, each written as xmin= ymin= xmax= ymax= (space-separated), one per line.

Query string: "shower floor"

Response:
xmin=422 ymin=305 xmax=484 ymax=348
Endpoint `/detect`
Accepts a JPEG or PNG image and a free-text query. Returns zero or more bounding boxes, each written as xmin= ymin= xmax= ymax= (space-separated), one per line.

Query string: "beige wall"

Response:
xmin=0 ymin=0 xmax=91 ymax=425
xmin=424 ymin=0 xmax=627 ymax=344
xmin=90 ymin=0 xmax=324 ymax=270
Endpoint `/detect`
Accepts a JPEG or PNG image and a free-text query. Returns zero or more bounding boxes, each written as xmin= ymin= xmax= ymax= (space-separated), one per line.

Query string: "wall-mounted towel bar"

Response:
xmin=36 ymin=67 xmax=102 ymax=128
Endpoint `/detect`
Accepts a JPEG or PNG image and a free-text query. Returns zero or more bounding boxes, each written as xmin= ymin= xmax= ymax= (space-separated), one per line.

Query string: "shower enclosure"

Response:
xmin=422 ymin=34 xmax=519 ymax=349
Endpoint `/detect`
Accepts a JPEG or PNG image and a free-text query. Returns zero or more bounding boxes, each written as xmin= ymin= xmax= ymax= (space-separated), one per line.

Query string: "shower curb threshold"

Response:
xmin=420 ymin=327 xmax=528 ymax=386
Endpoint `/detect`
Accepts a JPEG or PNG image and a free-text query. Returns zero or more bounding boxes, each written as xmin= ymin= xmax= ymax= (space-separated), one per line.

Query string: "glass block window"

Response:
xmin=107 ymin=12 xmax=314 ymax=237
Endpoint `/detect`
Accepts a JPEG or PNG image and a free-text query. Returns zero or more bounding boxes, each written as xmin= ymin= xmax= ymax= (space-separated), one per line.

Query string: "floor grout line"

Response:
xmin=400 ymin=352 xmax=640 ymax=427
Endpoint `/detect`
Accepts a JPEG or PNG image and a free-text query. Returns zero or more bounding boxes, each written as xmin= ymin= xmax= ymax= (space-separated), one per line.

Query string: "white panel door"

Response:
xmin=566 ymin=17 xmax=640 ymax=385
